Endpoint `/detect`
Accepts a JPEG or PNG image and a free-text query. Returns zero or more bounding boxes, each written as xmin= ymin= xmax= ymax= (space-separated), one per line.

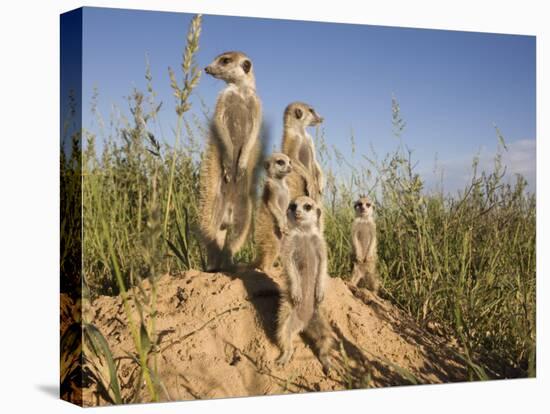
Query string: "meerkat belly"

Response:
xmin=224 ymin=94 xmax=255 ymax=164
xmin=356 ymin=222 xmax=375 ymax=259
xmin=356 ymin=222 xmax=374 ymax=240
xmin=259 ymin=185 xmax=278 ymax=238
xmin=275 ymin=188 xmax=289 ymax=213
xmin=293 ymin=235 xmax=318 ymax=322
xmin=298 ymin=142 xmax=313 ymax=171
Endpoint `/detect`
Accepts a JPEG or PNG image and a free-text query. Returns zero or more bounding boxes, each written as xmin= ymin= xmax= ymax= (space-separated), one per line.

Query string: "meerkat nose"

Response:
xmin=204 ymin=66 xmax=211 ymax=74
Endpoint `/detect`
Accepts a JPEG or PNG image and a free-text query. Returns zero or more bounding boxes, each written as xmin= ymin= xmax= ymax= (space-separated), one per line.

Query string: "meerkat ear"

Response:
xmin=294 ymin=108 xmax=303 ymax=119
xmin=241 ymin=59 xmax=252 ymax=74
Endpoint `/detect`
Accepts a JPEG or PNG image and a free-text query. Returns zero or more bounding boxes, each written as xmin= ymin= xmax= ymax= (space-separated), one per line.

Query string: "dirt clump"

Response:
xmin=74 ymin=269 xmax=468 ymax=405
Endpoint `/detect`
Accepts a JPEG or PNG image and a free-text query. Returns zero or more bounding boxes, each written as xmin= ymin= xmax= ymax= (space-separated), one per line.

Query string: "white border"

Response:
xmin=0 ymin=1 xmax=546 ymax=413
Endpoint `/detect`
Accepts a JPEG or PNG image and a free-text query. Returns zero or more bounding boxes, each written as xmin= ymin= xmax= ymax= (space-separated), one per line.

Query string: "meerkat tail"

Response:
xmin=254 ymin=220 xmax=279 ymax=272
xmin=364 ymin=264 xmax=380 ymax=294
xmin=304 ymin=308 xmax=333 ymax=371
xmin=226 ymin=196 xmax=252 ymax=257
xmin=198 ymin=143 xmax=224 ymax=241
xmin=276 ymin=297 xmax=303 ymax=365
xmin=198 ymin=144 xmax=227 ymax=271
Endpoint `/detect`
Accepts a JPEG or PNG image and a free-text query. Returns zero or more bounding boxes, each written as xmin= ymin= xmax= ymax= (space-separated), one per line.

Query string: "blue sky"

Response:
xmin=81 ymin=7 xmax=536 ymax=193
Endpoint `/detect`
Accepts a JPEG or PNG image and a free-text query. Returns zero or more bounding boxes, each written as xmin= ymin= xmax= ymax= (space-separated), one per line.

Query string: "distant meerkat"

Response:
xmin=199 ymin=51 xmax=262 ymax=271
xmin=281 ymin=102 xmax=324 ymax=203
xmin=351 ymin=196 xmax=380 ymax=293
xmin=254 ymin=153 xmax=292 ymax=274
xmin=276 ymin=196 xmax=333 ymax=372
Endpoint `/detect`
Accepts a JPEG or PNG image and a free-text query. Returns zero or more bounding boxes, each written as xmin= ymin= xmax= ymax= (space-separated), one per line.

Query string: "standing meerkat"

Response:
xmin=276 ymin=196 xmax=333 ymax=372
xmin=199 ymin=51 xmax=262 ymax=271
xmin=281 ymin=102 xmax=324 ymax=203
xmin=351 ymin=196 xmax=380 ymax=293
xmin=254 ymin=153 xmax=292 ymax=274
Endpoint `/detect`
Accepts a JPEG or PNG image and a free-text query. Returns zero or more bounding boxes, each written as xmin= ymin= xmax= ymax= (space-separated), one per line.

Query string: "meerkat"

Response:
xmin=351 ymin=196 xmax=380 ymax=293
xmin=276 ymin=196 xmax=333 ymax=372
xmin=254 ymin=153 xmax=292 ymax=274
xmin=281 ymin=102 xmax=324 ymax=203
xmin=198 ymin=51 xmax=262 ymax=271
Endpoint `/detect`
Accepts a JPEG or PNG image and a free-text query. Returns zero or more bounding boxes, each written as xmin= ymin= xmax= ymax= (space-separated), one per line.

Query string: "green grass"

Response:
xmin=61 ymin=14 xmax=536 ymax=394
xmin=319 ymin=98 xmax=535 ymax=379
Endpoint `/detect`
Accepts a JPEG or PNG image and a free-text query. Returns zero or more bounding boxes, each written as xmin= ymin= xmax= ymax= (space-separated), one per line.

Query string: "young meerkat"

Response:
xmin=281 ymin=102 xmax=324 ymax=203
xmin=351 ymin=196 xmax=380 ymax=293
xmin=198 ymin=51 xmax=262 ymax=271
xmin=276 ymin=196 xmax=333 ymax=372
xmin=254 ymin=153 xmax=292 ymax=274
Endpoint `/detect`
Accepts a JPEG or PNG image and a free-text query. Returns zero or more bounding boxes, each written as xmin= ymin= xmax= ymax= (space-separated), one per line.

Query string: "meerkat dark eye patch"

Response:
xmin=220 ymin=57 xmax=232 ymax=65
xmin=309 ymin=108 xmax=315 ymax=114
xmin=288 ymin=203 xmax=297 ymax=212
xmin=365 ymin=203 xmax=372 ymax=208
xmin=304 ymin=204 xmax=312 ymax=212
xmin=276 ymin=160 xmax=285 ymax=166
xmin=294 ymin=108 xmax=303 ymax=119
xmin=241 ymin=59 xmax=252 ymax=74
xmin=354 ymin=202 xmax=361 ymax=209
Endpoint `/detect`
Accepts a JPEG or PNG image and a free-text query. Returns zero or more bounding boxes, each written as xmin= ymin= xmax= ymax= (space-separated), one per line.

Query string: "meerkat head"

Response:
xmin=284 ymin=102 xmax=324 ymax=129
xmin=264 ymin=153 xmax=292 ymax=179
xmin=353 ymin=196 xmax=375 ymax=219
xmin=287 ymin=196 xmax=322 ymax=230
xmin=204 ymin=51 xmax=255 ymax=86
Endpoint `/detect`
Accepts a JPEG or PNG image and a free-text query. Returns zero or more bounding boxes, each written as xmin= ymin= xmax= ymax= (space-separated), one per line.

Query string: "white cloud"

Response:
xmin=424 ymin=139 xmax=536 ymax=194
xmin=502 ymin=139 xmax=536 ymax=182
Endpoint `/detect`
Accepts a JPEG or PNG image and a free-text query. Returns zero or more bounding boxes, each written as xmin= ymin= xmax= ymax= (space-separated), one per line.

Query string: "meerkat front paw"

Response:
xmin=222 ymin=164 xmax=232 ymax=183
xmin=236 ymin=159 xmax=247 ymax=181
xmin=314 ymin=286 xmax=325 ymax=304
xmin=280 ymin=224 xmax=290 ymax=236
xmin=290 ymin=286 xmax=302 ymax=305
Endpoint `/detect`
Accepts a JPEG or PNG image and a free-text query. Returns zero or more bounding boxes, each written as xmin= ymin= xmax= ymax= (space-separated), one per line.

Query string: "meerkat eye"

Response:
xmin=289 ymin=203 xmax=297 ymax=212
xmin=354 ymin=203 xmax=361 ymax=209
xmin=309 ymin=108 xmax=315 ymax=114
xmin=276 ymin=160 xmax=285 ymax=166
xmin=365 ymin=203 xmax=372 ymax=208
xmin=220 ymin=57 xmax=232 ymax=65
xmin=304 ymin=204 xmax=312 ymax=212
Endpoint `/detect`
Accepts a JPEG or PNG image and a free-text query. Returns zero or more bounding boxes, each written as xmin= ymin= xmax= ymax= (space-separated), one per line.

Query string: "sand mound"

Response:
xmin=75 ymin=269 xmax=469 ymax=405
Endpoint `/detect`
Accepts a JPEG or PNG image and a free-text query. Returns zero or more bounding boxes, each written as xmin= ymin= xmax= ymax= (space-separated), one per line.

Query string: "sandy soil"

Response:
xmin=71 ymin=269 xmax=469 ymax=406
